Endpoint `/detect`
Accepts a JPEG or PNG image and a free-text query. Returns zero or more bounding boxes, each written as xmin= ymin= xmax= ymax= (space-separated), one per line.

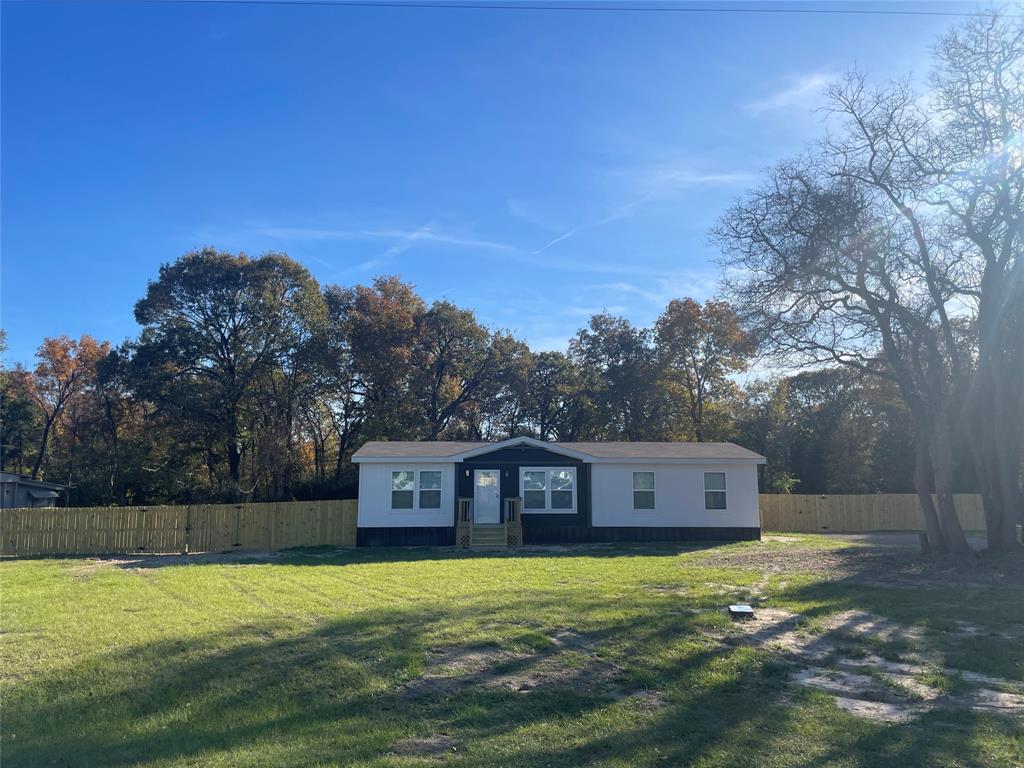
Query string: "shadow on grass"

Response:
xmin=92 ymin=541 xmax=737 ymax=570
xmin=774 ymin=571 xmax=1024 ymax=683
xmin=5 ymin=585 xmax=1013 ymax=768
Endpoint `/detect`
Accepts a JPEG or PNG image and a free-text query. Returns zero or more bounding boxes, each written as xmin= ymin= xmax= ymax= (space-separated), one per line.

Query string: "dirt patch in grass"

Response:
xmin=402 ymin=628 xmax=640 ymax=701
xmin=390 ymin=735 xmax=460 ymax=758
xmin=65 ymin=551 xmax=287 ymax=578
xmin=626 ymin=689 xmax=668 ymax=710
xmin=698 ymin=542 xmax=1024 ymax=588
xmin=725 ymin=607 xmax=1024 ymax=723
xmin=645 ymin=583 xmax=690 ymax=596
xmin=402 ymin=645 xmax=528 ymax=698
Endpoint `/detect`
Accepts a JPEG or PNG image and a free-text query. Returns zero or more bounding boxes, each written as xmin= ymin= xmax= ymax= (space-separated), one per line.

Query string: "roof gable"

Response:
xmin=454 ymin=436 xmax=593 ymax=462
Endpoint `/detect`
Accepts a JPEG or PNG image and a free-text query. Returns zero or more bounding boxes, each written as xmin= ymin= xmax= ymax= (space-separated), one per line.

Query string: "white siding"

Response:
xmin=357 ymin=462 xmax=456 ymax=528
xmin=590 ymin=463 xmax=760 ymax=528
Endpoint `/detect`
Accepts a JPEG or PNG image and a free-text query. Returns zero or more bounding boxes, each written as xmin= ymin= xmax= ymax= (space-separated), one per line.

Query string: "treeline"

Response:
xmin=1 ymin=258 xmax=929 ymax=506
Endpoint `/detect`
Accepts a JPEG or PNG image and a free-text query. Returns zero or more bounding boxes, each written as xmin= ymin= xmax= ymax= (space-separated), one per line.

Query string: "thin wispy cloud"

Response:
xmin=563 ymin=305 xmax=628 ymax=318
xmin=646 ymin=169 xmax=757 ymax=188
xmin=308 ymin=255 xmax=336 ymax=270
xmin=592 ymin=271 xmax=719 ymax=307
xmin=532 ymin=164 xmax=753 ymax=253
xmin=254 ymin=225 xmax=520 ymax=253
xmin=506 ymin=198 xmax=558 ymax=231
xmin=202 ymin=222 xmax=527 ymax=276
xmin=532 ymin=164 xmax=749 ymax=253
xmin=346 ymin=225 xmax=436 ymax=274
xmin=499 ymin=272 xmax=718 ymax=353
xmin=533 ymin=228 xmax=578 ymax=254
xmin=744 ymin=72 xmax=835 ymax=113
xmin=195 ymin=218 xmax=694 ymax=280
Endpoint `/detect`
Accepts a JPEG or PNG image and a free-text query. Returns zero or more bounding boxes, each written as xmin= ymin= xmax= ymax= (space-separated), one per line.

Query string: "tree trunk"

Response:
xmin=929 ymin=415 xmax=973 ymax=556
xmin=968 ymin=263 xmax=1023 ymax=552
xmin=227 ymin=441 xmax=242 ymax=490
xmin=913 ymin=437 xmax=946 ymax=553
xmin=994 ymin=417 xmax=1023 ymax=551
xmin=334 ymin=434 xmax=350 ymax=484
xmin=30 ymin=416 xmax=54 ymax=480
xmin=965 ymin=354 xmax=1021 ymax=552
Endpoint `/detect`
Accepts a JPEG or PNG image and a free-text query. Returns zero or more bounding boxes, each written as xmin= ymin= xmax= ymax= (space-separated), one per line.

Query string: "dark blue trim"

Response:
xmin=459 ymin=447 xmax=590 ymax=528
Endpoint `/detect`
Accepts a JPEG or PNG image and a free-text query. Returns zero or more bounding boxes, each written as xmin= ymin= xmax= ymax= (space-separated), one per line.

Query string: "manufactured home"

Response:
xmin=351 ymin=437 xmax=765 ymax=547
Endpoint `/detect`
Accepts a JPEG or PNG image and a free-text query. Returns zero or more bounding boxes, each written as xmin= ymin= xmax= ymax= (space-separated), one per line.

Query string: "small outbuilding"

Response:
xmin=0 ymin=472 xmax=65 ymax=509
xmin=351 ymin=436 xmax=766 ymax=547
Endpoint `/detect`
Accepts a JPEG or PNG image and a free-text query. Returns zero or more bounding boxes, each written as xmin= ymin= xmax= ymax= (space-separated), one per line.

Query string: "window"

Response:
xmin=419 ymin=471 xmax=442 ymax=509
xmin=633 ymin=471 xmax=655 ymax=510
xmin=391 ymin=471 xmax=415 ymax=509
xmin=550 ymin=470 xmax=574 ymax=510
xmin=520 ymin=467 xmax=576 ymax=512
xmin=704 ymin=472 xmax=727 ymax=510
xmin=523 ymin=470 xmax=547 ymax=510
xmin=391 ymin=470 xmax=443 ymax=510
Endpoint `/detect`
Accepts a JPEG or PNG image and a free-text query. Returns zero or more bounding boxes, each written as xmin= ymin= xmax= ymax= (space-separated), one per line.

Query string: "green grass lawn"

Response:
xmin=2 ymin=535 xmax=1022 ymax=767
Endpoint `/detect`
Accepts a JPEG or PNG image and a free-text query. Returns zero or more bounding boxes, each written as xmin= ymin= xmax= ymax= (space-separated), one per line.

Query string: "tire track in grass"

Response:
xmin=314 ymin=567 xmax=427 ymax=608
xmin=219 ymin=567 xmax=296 ymax=616
xmin=132 ymin=568 xmax=206 ymax=619
xmin=217 ymin=564 xmax=386 ymax=623
xmin=268 ymin=568 xmax=370 ymax=614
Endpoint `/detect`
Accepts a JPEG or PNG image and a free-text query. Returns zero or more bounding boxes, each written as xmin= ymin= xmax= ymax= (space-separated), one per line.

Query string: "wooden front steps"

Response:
xmin=469 ymin=524 xmax=508 ymax=549
xmin=456 ymin=497 xmax=523 ymax=550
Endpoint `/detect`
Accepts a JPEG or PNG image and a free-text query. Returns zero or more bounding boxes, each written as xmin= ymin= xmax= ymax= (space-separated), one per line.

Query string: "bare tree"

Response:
xmin=926 ymin=13 xmax=1024 ymax=550
xmin=714 ymin=161 xmax=972 ymax=554
xmin=715 ymin=9 xmax=1023 ymax=553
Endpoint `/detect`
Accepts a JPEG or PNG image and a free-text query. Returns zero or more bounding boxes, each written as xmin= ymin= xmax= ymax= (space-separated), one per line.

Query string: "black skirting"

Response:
xmin=522 ymin=526 xmax=761 ymax=544
xmin=356 ymin=526 xmax=456 ymax=547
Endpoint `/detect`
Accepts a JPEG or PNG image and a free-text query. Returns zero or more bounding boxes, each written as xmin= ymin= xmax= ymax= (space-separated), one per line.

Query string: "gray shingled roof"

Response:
xmin=353 ymin=441 xmax=488 ymax=458
xmin=557 ymin=442 xmax=765 ymax=460
xmin=352 ymin=440 xmax=764 ymax=461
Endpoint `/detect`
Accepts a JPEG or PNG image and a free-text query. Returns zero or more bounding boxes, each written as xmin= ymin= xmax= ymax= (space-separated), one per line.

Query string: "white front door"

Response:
xmin=473 ymin=469 xmax=501 ymax=524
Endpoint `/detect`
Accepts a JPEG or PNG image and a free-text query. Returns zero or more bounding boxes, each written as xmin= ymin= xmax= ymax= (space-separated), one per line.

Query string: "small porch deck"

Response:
xmin=456 ymin=497 xmax=523 ymax=549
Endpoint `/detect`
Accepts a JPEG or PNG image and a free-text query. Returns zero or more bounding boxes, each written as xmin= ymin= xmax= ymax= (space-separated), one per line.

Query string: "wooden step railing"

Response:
xmin=503 ymin=497 xmax=523 ymax=547
xmin=503 ymin=497 xmax=522 ymax=524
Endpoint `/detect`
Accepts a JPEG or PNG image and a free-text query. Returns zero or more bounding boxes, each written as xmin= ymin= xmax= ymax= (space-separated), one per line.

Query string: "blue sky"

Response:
xmin=1 ymin=1 xmax=975 ymax=364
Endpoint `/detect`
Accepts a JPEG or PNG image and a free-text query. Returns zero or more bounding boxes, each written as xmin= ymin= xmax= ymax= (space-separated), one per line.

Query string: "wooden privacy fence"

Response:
xmin=759 ymin=493 xmax=986 ymax=533
xmin=0 ymin=499 xmax=357 ymax=557
xmin=0 ymin=494 xmax=990 ymax=556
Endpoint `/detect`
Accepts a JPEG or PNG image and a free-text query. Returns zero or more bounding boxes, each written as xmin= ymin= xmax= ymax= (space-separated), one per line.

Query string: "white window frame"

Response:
xmin=390 ymin=469 xmax=444 ymax=512
xmin=632 ymin=471 xmax=656 ymax=511
xmin=703 ymin=471 xmax=727 ymax=510
xmin=519 ymin=466 xmax=577 ymax=514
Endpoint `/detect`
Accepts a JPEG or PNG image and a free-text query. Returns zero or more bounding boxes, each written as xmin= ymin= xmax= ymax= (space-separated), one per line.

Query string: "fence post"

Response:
xmin=183 ymin=505 xmax=192 ymax=555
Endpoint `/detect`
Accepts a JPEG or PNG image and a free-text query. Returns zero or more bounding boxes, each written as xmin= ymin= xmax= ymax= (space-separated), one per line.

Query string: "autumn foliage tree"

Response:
xmin=11 ymin=335 xmax=110 ymax=480
xmin=656 ymin=299 xmax=756 ymax=442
